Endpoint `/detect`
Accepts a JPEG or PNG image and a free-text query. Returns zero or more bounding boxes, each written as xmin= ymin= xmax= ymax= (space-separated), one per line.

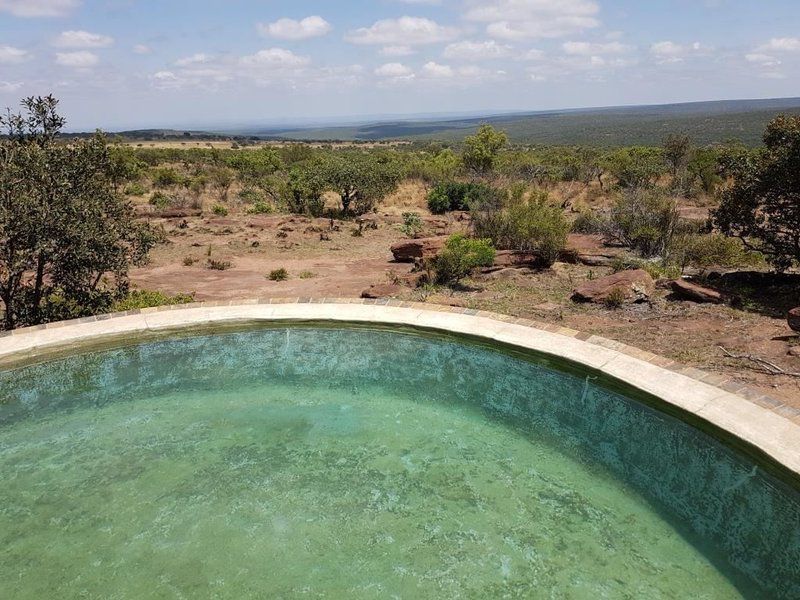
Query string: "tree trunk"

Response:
xmin=1 ymin=283 xmax=15 ymax=331
xmin=31 ymin=252 xmax=46 ymax=324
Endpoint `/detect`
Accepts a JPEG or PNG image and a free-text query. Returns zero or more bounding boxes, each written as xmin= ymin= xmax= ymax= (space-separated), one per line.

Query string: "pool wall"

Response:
xmin=1 ymin=299 xmax=799 ymax=483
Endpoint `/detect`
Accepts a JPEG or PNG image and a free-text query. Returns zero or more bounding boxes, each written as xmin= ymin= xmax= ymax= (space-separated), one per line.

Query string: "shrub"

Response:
xmin=604 ymin=287 xmax=626 ymax=309
xmin=268 ymin=268 xmax=289 ymax=281
xmin=211 ymin=204 xmax=229 ymax=216
xmin=246 ymin=200 xmax=273 ymax=214
xmin=606 ymin=147 xmax=665 ymax=188
xmin=571 ymin=210 xmax=607 ymax=234
xmin=298 ymin=270 xmax=316 ymax=279
xmin=426 ymin=181 xmax=496 ymax=214
xmin=473 ymin=191 xmax=569 ymax=267
xmin=287 ymin=164 xmax=327 ymax=215
xmin=151 ymin=167 xmax=183 ymax=188
xmin=149 ymin=191 xmax=172 ymax=209
xmin=607 ymin=188 xmax=680 ymax=258
xmin=238 ymin=188 xmax=263 ymax=203
xmin=610 ymin=256 xmax=681 ymax=280
xmin=182 ymin=256 xmax=197 ymax=266
xmin=433 ymin=234 xmax=495 ymax=284
xmin=110 ymin=290 xmax=194 ymax=312
xmin=669 ymin=233 xmax=762 ymax=272
xmin=124 ymin=182 xmax=147 ymax=196
xmin=400 ymin=212 xmax=423 ymax=237
xmin=207 ymin=259 xmax=232 ymax=271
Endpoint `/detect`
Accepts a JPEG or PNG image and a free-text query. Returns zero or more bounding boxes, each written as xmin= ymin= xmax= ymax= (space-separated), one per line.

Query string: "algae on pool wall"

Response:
xmin=1 ymin=327 xmax=799 ymax=598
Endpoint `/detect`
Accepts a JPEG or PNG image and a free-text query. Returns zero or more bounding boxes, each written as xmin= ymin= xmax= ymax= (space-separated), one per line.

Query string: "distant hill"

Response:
xmin=248 ymin=97 xmax=800 ymax=147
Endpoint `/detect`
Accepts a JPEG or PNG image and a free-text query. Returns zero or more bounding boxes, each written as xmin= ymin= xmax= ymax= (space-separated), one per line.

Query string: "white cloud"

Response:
xmin=374 ymin=62 xmax=414 ymax=77
xmin=465 ymin=0 xmax=600 ymax=40
xmin=55 ymin=50 xmax=98 ymax=68
xmin=240 ymin=48 xmax=310 ymax=68
xmin=443 ymin=40 xmax=512 ymax=60
xmin=53 ymin=30 xmax=113 ymax=48
xmin=650 ymin=41 xmax=705 ymax=63
xmin=149 ymin=71 xmax=185 ymax=90
xmin=373 ymin=62 xmax=416 ymax=85
xmin=421 ymin=61 xmax=454 ymax=77
xmin=346 ymin=16 xmax=458 ymax=46
xmin=380 ymin=45 xmax=415 ymax=57
xmin=174 ymin=53 xmax=211 ymax=67
xmin=0 ymin=0 xmax=79 ymax=17
xmin=133 ymin=44 xmax=151 ymax=55
xmin=756 ymin=37 xmax=800 ymax=53
xmin=258 ymin=16 xmax=332 ymax=41
xmin=746 ymin=53 xmax=781 ymax=67
xmin=0 ymin=81 xmax=24 ymax=92
xmin=562 ymin=41 xmax=631 ymax=55
xmin=523 ymin=48 xmax=545 ymax=61
xmin=0 ymin=45 xmax=30 ymax=63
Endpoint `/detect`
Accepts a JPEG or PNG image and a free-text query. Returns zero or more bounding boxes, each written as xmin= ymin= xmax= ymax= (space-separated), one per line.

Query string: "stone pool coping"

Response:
xmin=2 ymin=298 xmax=799 ymax=478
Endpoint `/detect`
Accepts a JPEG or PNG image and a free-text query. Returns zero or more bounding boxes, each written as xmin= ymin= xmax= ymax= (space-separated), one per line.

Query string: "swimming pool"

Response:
xmin=2 ymin=315 xmax=798 ymax=598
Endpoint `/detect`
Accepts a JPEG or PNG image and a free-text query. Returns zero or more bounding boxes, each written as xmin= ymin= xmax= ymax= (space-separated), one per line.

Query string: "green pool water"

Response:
xmin=1 ymin=327 xmax=799 ymax=599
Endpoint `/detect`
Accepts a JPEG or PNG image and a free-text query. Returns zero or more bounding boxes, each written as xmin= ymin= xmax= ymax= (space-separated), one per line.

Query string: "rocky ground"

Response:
xmin=130 ymin=186 xmax=800 ymax=410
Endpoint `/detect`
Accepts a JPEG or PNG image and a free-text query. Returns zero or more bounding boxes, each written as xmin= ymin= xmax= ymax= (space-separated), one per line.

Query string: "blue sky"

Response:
xmin=0 ymin=0 xmax=798 ymax=130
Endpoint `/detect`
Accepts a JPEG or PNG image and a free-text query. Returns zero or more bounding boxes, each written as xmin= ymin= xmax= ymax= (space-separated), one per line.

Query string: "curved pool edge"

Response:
xmin=2 ymin=298 xmax=799 ymax=481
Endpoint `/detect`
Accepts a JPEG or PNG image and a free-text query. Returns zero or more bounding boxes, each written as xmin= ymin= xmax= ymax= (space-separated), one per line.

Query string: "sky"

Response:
xmin=0 ymin=0 xmax=799 ymax=130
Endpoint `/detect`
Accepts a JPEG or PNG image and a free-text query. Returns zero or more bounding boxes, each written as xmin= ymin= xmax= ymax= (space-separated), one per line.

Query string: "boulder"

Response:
xmin=789 ymin=307 xmax=800 ymax=333
xmin=572 ymin=269 xmax=654 ymax=304
xmin=561 ymin=234 xmax=626 ymax=266
xmin=669 ymin=279 xmax=725 ymax=304
xmin=390 ymin=236 xmax=448 ymax=262
xmin=492 ymin=250 xmax=540 ymax=268
xmin=247 ymin=216 xmax=285 ymax=229
xmin=396 ymin=271 xmax=426 ymax=288
xmin=360 ymin=284 xmax=405 ymax=299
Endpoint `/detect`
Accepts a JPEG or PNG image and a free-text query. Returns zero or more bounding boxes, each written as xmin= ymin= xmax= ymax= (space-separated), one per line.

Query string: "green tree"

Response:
xmin=663 ymin=134 xmax=693 ymax=176
xmin=0 ymin=95 xmax=157 ymax=330
xmin=606 ymin=147 xmax=665 ymax=188
xmin=462 ymin=124 xmax=508 ymax=175
xmin=318 ymin=153 xmax=402 ymax=215
xmin=608 ymin=187 xmax=680 ymax=258
xmin=713 ymin=115 xmax=800 ymax=271
xmin=287 ymin=163 xmax=327 ymax=215
xmin=687 ymin=148 xmax=721 ymax=195
xmin=108 ymin=145 xmax=144 ymax=193
xmin=208 ymin=165 xmax=235 ymax=201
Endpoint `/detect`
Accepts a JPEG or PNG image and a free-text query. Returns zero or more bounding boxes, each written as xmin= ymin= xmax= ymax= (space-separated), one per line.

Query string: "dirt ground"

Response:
xmin=130 ymin=181 xmax=800 ymax=409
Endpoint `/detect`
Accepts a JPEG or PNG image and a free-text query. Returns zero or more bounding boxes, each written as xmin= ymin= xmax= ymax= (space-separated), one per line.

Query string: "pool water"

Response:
xmin=1 ymin=327 xmax=798 ymax=598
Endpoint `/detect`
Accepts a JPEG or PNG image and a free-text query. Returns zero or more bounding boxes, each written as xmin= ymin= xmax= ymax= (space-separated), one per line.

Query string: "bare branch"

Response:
xmin=719 ymin=346 xmax=800 ymax=378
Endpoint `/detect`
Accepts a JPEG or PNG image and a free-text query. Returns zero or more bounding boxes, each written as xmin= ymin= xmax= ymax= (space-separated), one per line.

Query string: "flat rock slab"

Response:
xmin=670 ymin=279 xmax=725 ymax=304
xmin=391 ymin=237 xmax=448 ymax=262
xmin=493 ymin=250 xmax=540 ymax=268
xmin=561 ymin=234 xmax=626 ymax=266
xmin=572 ymin=269 xmax=654 ymax=304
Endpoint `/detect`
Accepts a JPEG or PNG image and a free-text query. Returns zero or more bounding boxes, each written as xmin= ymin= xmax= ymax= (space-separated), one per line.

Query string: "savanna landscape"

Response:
xmin=4 ymin=96 xmax=799 ymax=408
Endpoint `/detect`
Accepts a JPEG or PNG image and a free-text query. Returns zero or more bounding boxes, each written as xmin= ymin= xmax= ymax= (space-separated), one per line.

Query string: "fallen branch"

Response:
xmin=719 ymin=346 xmax=800 ymax=378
